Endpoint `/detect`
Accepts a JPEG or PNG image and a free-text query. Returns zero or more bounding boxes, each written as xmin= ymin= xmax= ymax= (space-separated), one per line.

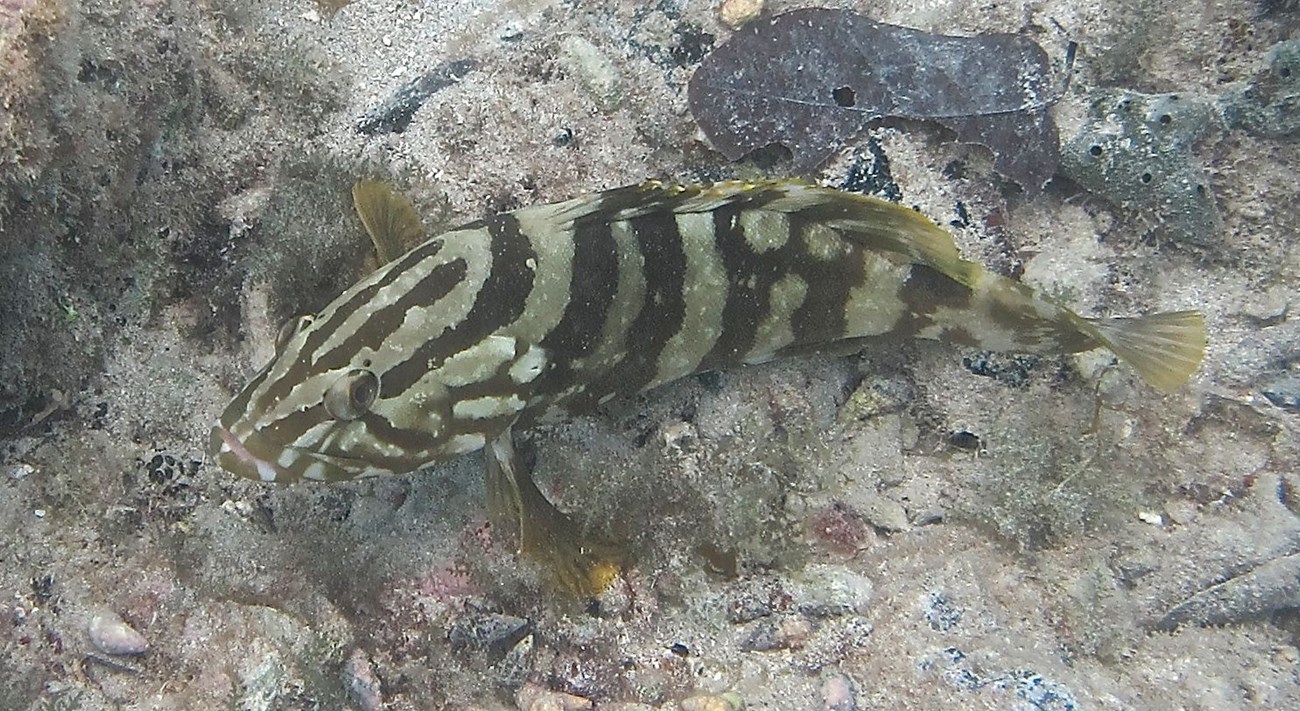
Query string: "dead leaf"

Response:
xmin=687 ymin=8 xmax=1062 ymax=190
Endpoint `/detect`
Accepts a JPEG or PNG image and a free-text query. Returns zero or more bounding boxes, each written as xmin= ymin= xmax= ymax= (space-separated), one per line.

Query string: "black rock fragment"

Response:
xmin=356 ymin=58 xmax=479 ymax=135
xmin=1262 ymin=376 xmax=1300 ymax=413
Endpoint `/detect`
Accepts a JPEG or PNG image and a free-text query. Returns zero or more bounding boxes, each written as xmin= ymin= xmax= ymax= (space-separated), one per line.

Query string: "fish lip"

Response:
xmin=209 ymin=420 xmax=396 ymax=482
xmin=211 ymin=420 xmax=284 ymax=482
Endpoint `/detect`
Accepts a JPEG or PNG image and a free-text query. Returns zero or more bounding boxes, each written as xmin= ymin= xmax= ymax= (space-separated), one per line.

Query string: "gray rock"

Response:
xmin=341 ymin=648 xmax=383 ymax=711
xmin=1060 ymin=89 xmax=1221 ymax=245
xmin=788 ymin=564 xmax=874 ymax=618
xmin=1220 ymin=39 xmax=1300 ymax=140
xmin=1158 ymin=551 xmax=1300 ymax=630
xmin=448 ymin=610 xmax=531 ymax=654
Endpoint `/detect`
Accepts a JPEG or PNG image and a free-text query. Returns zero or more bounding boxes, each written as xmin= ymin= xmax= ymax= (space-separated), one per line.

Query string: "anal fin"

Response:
xmin=484 ymin=429 xmax=622 ymax=596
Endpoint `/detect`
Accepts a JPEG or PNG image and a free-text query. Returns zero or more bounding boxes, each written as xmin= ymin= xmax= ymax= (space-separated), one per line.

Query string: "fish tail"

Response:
xmin=1081 ymin=311 xmax=1206 ymax=392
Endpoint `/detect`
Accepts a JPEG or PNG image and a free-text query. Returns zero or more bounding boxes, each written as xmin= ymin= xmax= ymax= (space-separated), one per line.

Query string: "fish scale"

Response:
xmin=211 ymin=179 xmax=1206 ymax=592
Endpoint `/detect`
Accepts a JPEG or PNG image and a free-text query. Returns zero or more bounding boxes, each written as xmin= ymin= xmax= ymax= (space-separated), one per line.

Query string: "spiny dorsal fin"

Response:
xmin=727 ymin=181 xmax=979 ymax=285
xmin=353 ymin=180 xmax=425 ymax=265
xmin=546 ymin=180 xmax=980 ymax=286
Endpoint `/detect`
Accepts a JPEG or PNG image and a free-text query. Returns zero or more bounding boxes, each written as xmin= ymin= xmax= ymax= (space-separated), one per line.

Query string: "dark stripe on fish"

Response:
xmin=699 ymin=204 xmax=779 ymax=370
xmin=789 ymin=217 xmax=858 ymax=344
xmin=894 ymin=263 xmax=975 ymax=336
xmin=257 ymin=239 xmax=448 ymax=408
xmin=358 ymin=411 xmax=441 ymax=460
xmin=257 ymin=404 xmax=331 ymax=454
xmin=219 ymin=366 xmax=272 ymax=429
xmin=382 ymin=213 xmax=538 ymax=396
xmin=536 ymin=220 xmax=620 ymax=394
xmin=580 ymin=212 xmax=687 ymax=404
xmin=332 ymin=257 xmax=470 ymax=395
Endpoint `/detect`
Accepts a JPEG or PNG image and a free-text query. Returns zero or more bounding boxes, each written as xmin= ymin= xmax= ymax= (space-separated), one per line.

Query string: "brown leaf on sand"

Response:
xmin=688 ymin=8 xmax=1062 ymax=191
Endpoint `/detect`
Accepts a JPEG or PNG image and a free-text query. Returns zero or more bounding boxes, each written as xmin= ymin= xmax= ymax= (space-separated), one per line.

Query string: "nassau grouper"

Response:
xmin=210 ymin=180 xmax=1206 ymax=593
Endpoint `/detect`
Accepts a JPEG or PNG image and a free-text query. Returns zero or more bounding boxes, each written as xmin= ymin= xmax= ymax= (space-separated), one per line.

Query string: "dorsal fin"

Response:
xmin=542 ymin=180 xmax=980 ymax=285
xmin=352 ymin=180 xmax=425 ymax=265
xmin=697 ymin=181 xmax=978 ymax=285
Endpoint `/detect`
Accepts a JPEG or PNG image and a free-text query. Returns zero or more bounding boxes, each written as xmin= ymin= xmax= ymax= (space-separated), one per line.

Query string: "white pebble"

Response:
xmin=88 ymin=610 xmax=149 ymax=656
xmin=1137 ymin=510 xmax=1165 ymax=527
xmin=558 ymin=36 xmax=624 ymax=112
xmin=717 ymin=0 xmax=765 ymax=30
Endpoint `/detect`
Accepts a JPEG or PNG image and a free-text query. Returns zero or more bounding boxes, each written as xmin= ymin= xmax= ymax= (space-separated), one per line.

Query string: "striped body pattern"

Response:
xmin=211 ymin=180 xmax=1204 ymax=487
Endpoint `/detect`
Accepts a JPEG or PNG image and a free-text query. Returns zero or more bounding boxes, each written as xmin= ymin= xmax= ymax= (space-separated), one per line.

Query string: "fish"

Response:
xmin=209 ymin=179 xmax=1206 ymax=593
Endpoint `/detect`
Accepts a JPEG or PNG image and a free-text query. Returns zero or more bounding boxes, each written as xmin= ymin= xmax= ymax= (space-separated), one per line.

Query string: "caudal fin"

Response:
xmin=1084 ymin=311 xmax=1206 ymax=392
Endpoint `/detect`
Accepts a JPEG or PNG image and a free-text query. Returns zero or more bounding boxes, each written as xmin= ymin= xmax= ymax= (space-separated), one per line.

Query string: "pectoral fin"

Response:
xmin=484 ymin=429 xmax=622 ymax=595
xmin=352 ymin=179 xmax=425 ymax=265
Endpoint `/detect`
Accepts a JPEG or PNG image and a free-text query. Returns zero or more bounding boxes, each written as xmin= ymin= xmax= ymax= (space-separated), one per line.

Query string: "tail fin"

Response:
xmin=1083 ymin=311 xmax=1206 ymax=392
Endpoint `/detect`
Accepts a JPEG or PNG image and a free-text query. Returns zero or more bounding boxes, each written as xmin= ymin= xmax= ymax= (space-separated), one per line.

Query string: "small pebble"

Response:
xmin=498 ymin=633 xmax=534 ymax=689
xmin=1164 ymin=499 xmax=1199 ymax=526
xmin=88 ymin=609 xmax=148 ymax=656
xmin=820 ymin=671 xmax=859 ymax=710
xmin=448 ymin=610 xmax=530 ymax=653
xmin=806 ymin=502 xmax=872 ymax=554
xmin=788 ymin=564 xmax=874 ymax=618
xmin=558 ymin=36 xmax=624 ymax=111
xmin=717 ymin=0 xmax=764 ymax=30
xmin=856 ymin=493 xmax=910 ymax=533
xmin=1262 ymin=376 xmax=1300 ymax=413
xmin=680 ymin=692 xmax=744 ymax=711
xmin=741 ymin=614 xmax=814 ymax=651
xmin=342 ymin=648 xmax=383 ymax=711
xmin=515 ymin=682 xmax=593 ymax=711
xmin=1137 ymin=510 xmax=1165 ymax=527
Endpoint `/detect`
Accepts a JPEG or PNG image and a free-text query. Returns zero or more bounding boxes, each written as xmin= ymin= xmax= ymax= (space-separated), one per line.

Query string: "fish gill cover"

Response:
xmin=687 ymin=7 xmax=1064 ymax=191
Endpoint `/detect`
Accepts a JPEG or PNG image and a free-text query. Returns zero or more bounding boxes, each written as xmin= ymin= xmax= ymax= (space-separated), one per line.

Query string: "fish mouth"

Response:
xmin=209 ymin=420 xmax=285 ymax=482
xmin=207 ymin=420 xmax=392 ymax=483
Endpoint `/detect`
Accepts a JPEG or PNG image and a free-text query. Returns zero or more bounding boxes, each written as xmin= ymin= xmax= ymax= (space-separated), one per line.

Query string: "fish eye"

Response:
xmin=275 ymin=314 xmax=316 ymax=353
xmin=324 ymin=369 xmax=380 ymax=420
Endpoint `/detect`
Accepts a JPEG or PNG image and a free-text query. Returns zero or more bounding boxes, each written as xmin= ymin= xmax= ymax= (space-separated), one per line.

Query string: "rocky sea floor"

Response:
xmin=1 ymin=0 xmax=1298 ymax=709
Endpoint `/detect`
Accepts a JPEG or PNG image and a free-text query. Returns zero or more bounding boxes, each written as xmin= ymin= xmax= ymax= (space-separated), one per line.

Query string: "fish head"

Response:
xmin=209 ymin=309 xmax=463 ymax=482
xmin=208 ymin=247 xmax=543 ymax=483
